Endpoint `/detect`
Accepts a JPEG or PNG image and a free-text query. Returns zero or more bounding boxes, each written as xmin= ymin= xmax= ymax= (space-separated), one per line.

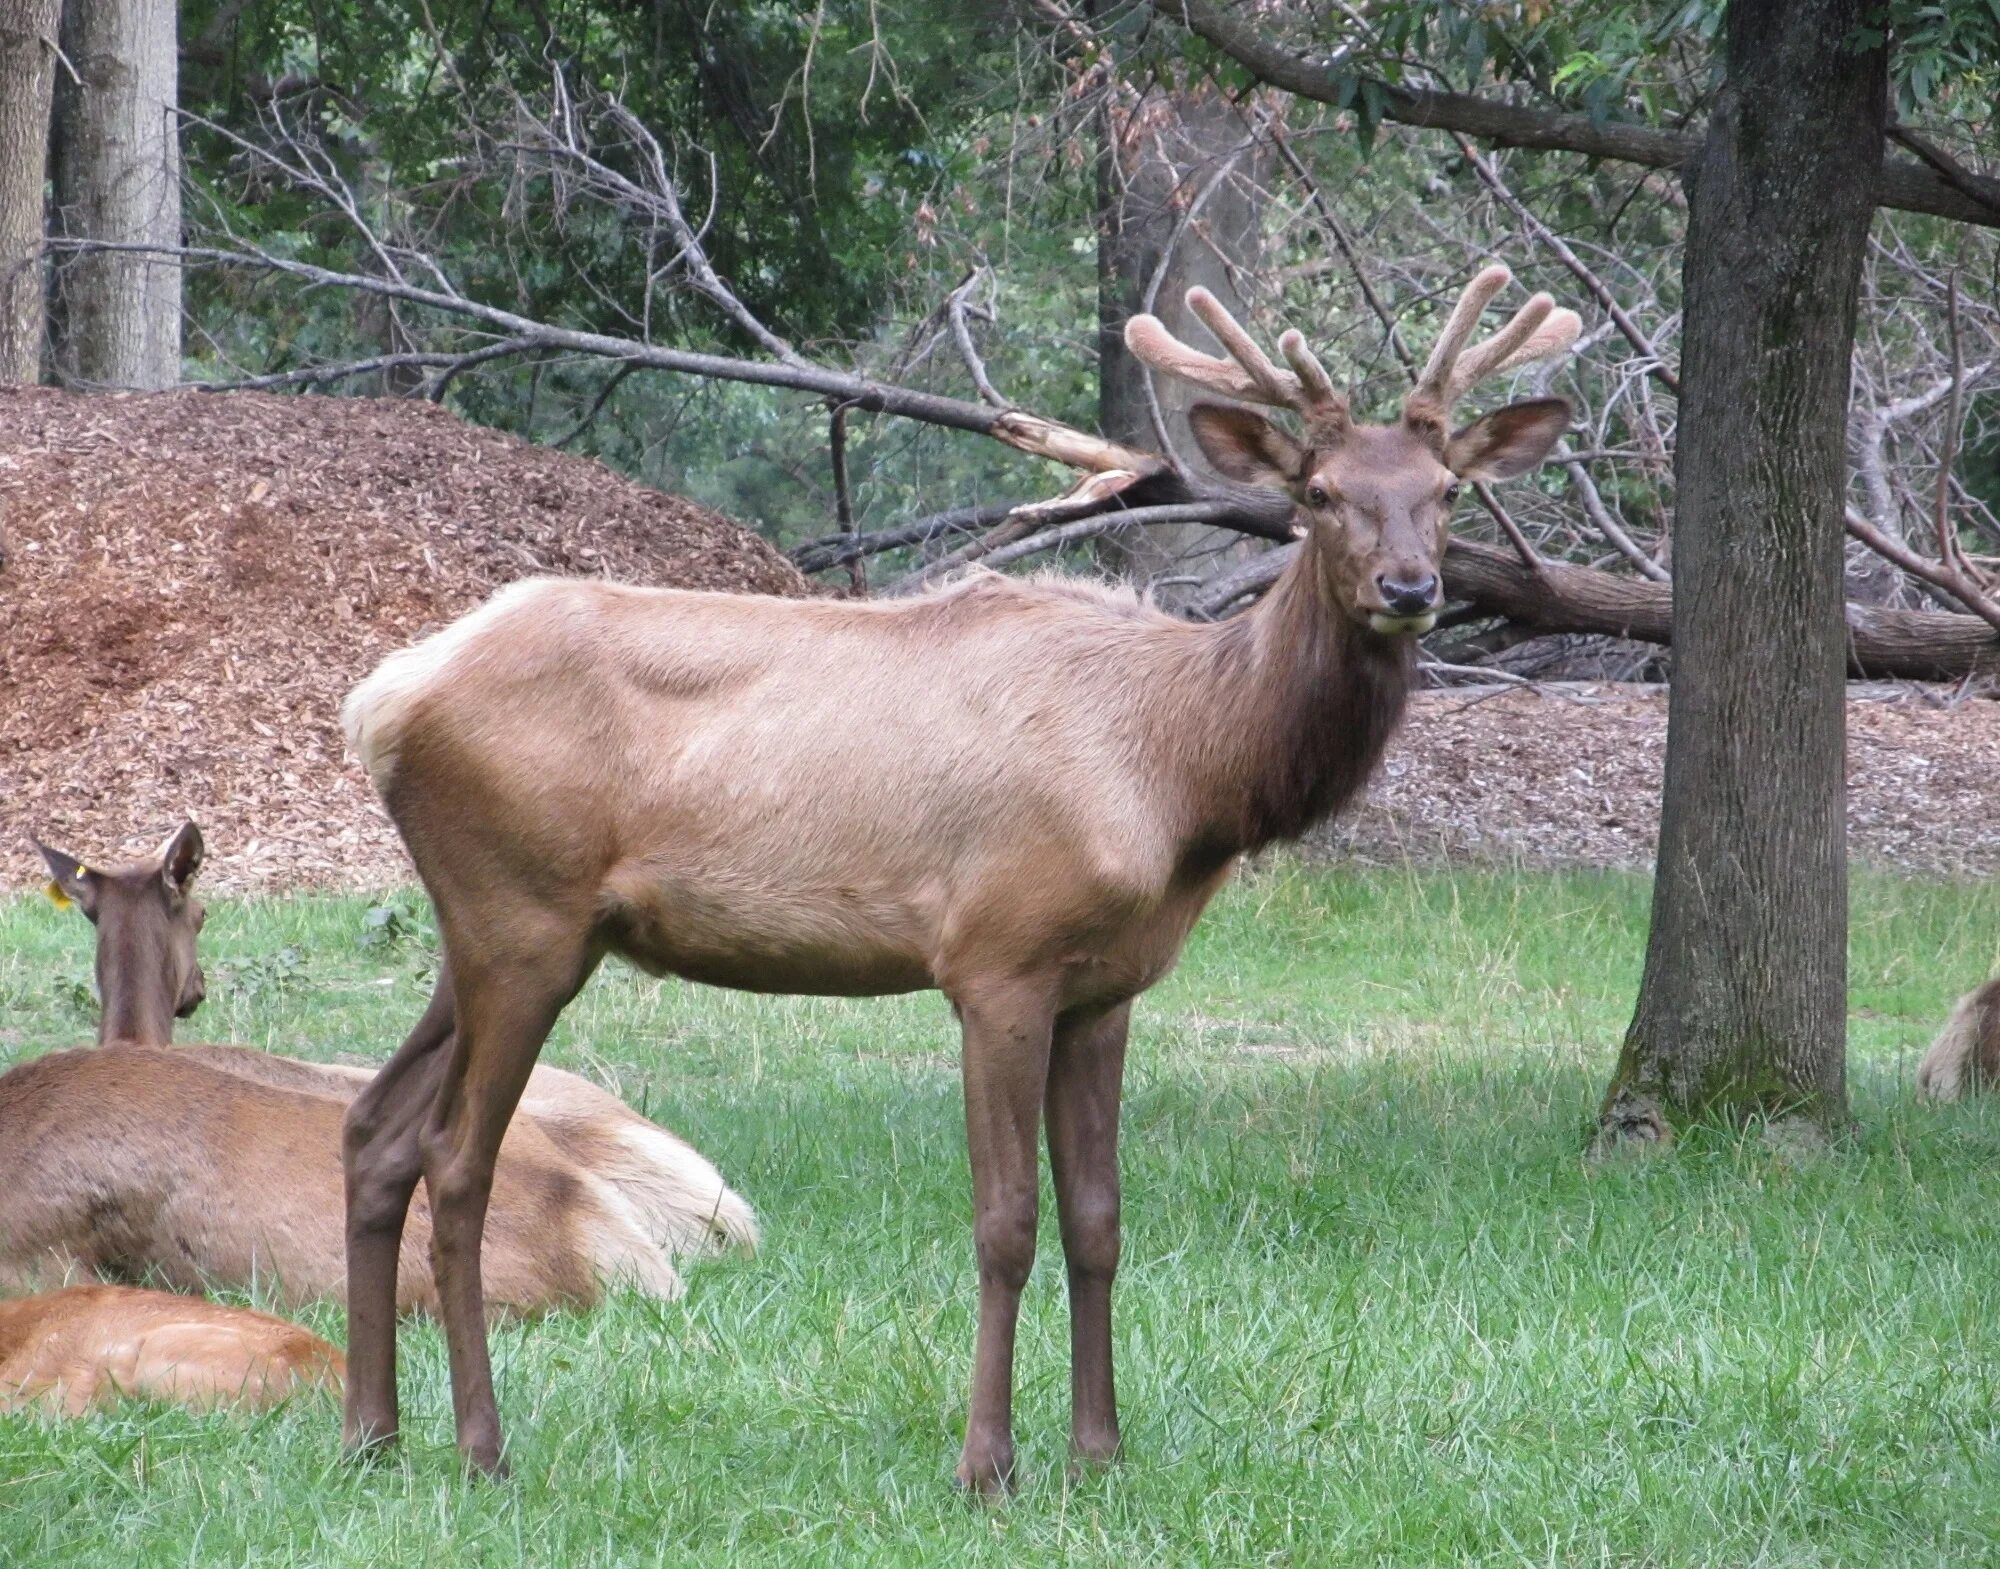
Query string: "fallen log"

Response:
xmin=1443 ymin=539 xmax=2000 ymax=683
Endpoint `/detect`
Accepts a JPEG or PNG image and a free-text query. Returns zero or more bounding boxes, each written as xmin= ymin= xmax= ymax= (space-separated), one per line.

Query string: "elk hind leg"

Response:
xmin=423 ymin=938 xmax=595 ymax=1476
xmin=341 ymin=963 xmax=455 ymax=1454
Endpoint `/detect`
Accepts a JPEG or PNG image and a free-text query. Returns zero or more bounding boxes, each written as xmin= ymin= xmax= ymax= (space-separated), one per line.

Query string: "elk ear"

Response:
xmin=32 ymin=838 xmax=101 ymax=921
xmin=1446 ymin=397 xmax=1570 ymax=481
xmin=1188 ymin=403 xmax=1308 ymax=489
xmin=159 ymin=821 xmax=204 ymax=899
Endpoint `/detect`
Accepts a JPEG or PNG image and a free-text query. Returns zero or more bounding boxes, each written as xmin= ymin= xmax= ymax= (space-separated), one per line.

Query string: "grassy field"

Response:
xmin=3 ymin=861 xmax=2000 ymax=1566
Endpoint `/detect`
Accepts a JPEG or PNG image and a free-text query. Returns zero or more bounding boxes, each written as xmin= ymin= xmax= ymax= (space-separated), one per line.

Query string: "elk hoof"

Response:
xmin=1068 ymin=1429 xmax=1123 ymax=1476
xmin=954 ymin=1444 xmax=1016 ymax=1499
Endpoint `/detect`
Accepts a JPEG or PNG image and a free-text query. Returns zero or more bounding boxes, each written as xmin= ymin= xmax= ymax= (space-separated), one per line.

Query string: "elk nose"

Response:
xmin=1377 ymin=573 xmax=1439 ymax=615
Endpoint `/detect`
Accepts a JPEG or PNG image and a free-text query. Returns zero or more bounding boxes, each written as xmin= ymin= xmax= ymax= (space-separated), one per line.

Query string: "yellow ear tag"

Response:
xmin=44 ymin=880 xmax=73 ymax=910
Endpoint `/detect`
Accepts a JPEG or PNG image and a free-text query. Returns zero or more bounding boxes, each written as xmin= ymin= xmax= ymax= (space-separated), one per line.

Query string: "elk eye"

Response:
xmin=1444 ymin=482 xmax=1462 ymax=504
xmin=1306 ymin=485 xmax=1329 ymax=507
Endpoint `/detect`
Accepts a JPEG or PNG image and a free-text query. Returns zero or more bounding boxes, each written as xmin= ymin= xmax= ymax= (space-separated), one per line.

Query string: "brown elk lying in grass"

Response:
xmin=7 ymin=824 xmax=756 ymax=1311
xmin=0 ymin=1283 xmax=343 ymax=1417
xmin=337 ymin=267 xmax=1580 ymax=1486
xmin=1916 ymin=978 xmax=2000 ymax=1100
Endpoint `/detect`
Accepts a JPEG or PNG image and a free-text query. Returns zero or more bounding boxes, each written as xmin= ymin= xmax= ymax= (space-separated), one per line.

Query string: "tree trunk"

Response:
xmin=50 ymin=0 xmax=180 ymax=389
xmin=0 ymin=0 xmax=60 ymax=384
xmin=1097 ymin=85 xmax=1264 ymax=593
xmin=1596 ymin=0 xmax=1885 ymax=1146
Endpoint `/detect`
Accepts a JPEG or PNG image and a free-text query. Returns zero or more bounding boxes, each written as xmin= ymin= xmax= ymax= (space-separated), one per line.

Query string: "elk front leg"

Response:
xmin=341 ymin=966 xmax=455 ymax=1455
xmin=954 ymin=979 xmax=1057 ymax=1495
xmin=1045 ymin=1000 xmax=1130 ymax=1470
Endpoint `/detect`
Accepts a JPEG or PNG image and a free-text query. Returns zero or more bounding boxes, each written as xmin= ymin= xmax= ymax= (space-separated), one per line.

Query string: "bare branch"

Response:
xmin=946 ymin=269 xmax=1009 ymax=408
xmin=1844 ymin=505 xmax=2000 ymax=633
xmin=54 ymin=236 xmax=1159 ymax=475
xmin=792 ymin=503 xmax=1018 ymax=574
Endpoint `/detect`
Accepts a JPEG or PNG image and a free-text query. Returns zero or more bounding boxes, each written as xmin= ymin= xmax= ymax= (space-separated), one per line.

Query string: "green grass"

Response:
xmin=3 ymin=861 xmax=2000 ymax=1566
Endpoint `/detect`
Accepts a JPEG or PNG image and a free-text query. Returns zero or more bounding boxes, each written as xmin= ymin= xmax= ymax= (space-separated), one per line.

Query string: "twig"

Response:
xmin=189 ymin=341 xmax=533 ymax=393
xmin=887 ymin=500 xmax=1264 ymax=596
xmin=552 ymin=361 xmax=639 ymax=448
xmin=427 ymin=337 xmax=542 ymax=401
xmin=945 ymin=270 xmax=1009 ymax=408
xmin=1555 ymin=438 xmax=1669 ymax=581
xmin=829 ymin=401 xmax=864 ymax=594
xmin=1934 ymin=270 xmax=1970 ymax=582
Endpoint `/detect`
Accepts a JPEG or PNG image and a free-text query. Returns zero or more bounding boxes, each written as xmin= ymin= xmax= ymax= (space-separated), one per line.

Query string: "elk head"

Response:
xmin=33 ymin=822 xmax=207 ymax=1044
xmin=1125 ymin=265 xmax=1580 ymax=635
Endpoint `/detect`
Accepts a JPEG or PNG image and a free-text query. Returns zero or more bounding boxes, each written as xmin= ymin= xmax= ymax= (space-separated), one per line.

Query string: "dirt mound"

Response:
xmin=1 ymin=388 xmax=804 ymax=889
xmin=1324 ymin=683 xmax=2000 ymax=878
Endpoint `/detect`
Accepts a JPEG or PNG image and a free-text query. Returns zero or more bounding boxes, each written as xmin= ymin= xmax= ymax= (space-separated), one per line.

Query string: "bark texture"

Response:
xmin=0 ymin=0 xmax=59 ymax=384
xmin=1597 ymin=0 xmax=1885 ymax=1142
xmin=50 ymin=0 xmax=180 ymax=389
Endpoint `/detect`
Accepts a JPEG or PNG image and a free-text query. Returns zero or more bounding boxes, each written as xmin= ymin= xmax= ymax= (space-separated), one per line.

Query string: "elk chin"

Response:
xmin=1366 ymin=610 xmax=1437 ymax=637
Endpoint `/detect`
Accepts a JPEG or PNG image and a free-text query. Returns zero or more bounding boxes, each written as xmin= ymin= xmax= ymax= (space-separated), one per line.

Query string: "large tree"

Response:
xmin=49 ymin=0 xmax=181 ymax=388
xmin=1596 ymin=0 xmax=1885 ymax=1142
xmin=0 ymin=0 xmax=59 ymax=384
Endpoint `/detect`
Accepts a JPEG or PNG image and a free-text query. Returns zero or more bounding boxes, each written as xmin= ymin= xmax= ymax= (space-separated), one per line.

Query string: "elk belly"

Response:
xmin=600 ymin=857 xmax=938 ymax=997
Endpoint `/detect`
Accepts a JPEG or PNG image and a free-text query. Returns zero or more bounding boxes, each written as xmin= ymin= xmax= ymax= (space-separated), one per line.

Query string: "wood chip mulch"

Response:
xmin=1 ymin=387 xmax=804 ymax=890
xmin=1324 ymin=683 xmax=2000 ymax=878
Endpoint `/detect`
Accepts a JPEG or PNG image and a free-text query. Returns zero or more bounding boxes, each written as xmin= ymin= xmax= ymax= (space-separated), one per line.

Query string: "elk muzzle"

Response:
xmin=1368 ymin=572 xmax=1441 ymax=636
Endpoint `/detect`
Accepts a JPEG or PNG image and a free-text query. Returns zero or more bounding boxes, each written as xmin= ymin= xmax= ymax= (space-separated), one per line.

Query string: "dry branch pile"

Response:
xmin=0 ymin=388 xmax=803 ymax=889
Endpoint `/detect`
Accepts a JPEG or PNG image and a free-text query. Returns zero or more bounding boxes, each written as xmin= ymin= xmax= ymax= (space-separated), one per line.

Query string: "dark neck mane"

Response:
xmin=1178 ymin=535 xmax=1414 ymax=856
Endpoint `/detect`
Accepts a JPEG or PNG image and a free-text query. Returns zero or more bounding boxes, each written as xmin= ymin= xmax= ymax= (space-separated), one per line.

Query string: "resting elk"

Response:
xmin=1916 ymin=977 xmax=2000 ymax=1100
xmin=7 ymin=824 xmax=756 ymax=1309
xmin=338 ymin=266 xmax=1581 ymax=1485
xmin=0 ymin=1284 xmax=343 ymax=1418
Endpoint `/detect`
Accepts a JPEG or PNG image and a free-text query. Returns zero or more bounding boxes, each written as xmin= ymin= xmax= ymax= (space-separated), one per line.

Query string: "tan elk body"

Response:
xmin=0 ymin=1283 xmax=344 ymax=1417
xmin=337 ymin=269 xmax=1581 ymax=1484
xmin=4 ymin=825 xmax=756 ymax=1313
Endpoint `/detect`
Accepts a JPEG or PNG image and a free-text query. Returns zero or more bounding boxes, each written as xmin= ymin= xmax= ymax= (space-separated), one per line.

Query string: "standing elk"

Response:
xmin=0 ymin=1283 xmax=343 ymax=1418
xmin=338 ymin=268 xmax=1581 ymax=1485
xmin=10 ymin=825 xmax=757 ymax=1307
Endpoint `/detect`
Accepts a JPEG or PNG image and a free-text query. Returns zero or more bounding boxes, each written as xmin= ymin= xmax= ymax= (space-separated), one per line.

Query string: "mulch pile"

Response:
xmin=1325 ymin=682 xmax=2000 ymax=878
xmin=1 ymin=388 xmax=804 ymax=889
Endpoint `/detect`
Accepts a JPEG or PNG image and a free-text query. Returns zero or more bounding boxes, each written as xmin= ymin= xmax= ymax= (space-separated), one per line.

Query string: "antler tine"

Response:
xmin=1411 ymin=266 xmax=1581 ymax=417
xmin=1125 ymin=287 xmax=1348 ymax=431
xmin=1277 ymin=329 xmax=1344 ymax=416
xmin=1124 ymin=312 xmax=1276 ymax=405
xmin=1446 ymin=293 xmax=1554 ymax=400
xmin=1183 ymin=287 xmax=1296 ymax=405
xmin=1489 ymin=306 xmax=1583 ymax=378
xmin=1414 ymin=264 xmax=1511 ymax=405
